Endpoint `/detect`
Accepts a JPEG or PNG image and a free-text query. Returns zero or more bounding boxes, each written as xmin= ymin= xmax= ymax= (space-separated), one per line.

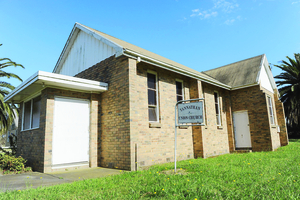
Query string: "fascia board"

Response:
xmin=123 ymin=49 xmax=231 ymax=90
xmin=53 ymin=24 xmax=79 ymax=73
xmin=38 ymin=71 xmax=108 ymax=88
xmin=4 ymin=71 xmax=108 ymax=103
xmin=53 ymin=22 xmax=124 ymax=74
xmin=256 ymin=55 xmax=277 ymax=90
xmin=263 ymin=56 xmax=277 ymax=89
xmin=4 ymin=72 xmax=39 ymax=102
xmin=231 ymin=83 xmax=259 ymax=90
xmin=75 ymin=23 xmax=124 ymax=55
xmin=255 ymin=54 xmax=265 ymax=84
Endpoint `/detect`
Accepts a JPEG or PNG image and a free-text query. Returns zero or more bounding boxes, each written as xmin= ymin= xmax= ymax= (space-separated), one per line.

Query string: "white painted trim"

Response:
xmin=53 ymin=23 xmax=124 ymax=74
xmin=231 ymin=83 xmax=259 ymax=90
xmin=256 ymin=54 xmax=265 ymax=83
xmin=267 ymin=95 xmax=275 ymax=125
xmin=214 ymin=91 xmax=222 ymax=126
xmin=22 ymin=91 xmax=42 ymax=103
xmin=76 ymin=23 xmax=123 ymax=53
xmin=123 ymin=50 xmax=231 ymax=90
xmin=147 ymin=71 xmax=159 ymax=123
xmin=4 ymin=71 xmax=108 ymax=103
xmin=22 ymin=95 xmax=41 ymax=131
xmin=175 ymin=79 xmax=184 ymax=101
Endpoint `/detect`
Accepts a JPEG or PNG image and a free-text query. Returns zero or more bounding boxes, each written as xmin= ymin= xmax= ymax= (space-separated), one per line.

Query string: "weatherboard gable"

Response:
xmin=53 ymin=23 xmax=123 ymax=76
xmin=257 ymin=55 xmax=277 ymax=93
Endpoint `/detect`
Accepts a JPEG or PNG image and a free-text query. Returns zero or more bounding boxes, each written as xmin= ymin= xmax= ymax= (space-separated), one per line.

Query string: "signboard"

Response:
xmin=177 ymin=101 xmax=204 ymax=124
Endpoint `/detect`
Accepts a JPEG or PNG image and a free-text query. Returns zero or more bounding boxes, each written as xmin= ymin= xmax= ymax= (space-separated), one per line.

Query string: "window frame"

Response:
xmin=214 ymin=91 xmax=222 ymax=126
xmin=175 ymin=79 xmax=184 ymax=102
xmin=267 ymin=95 xmax=275 ymax=125
xmin=147 ymin=71 xmax=159 ymax=122
xmin=22 ymin=95 xmax=41 ymax=131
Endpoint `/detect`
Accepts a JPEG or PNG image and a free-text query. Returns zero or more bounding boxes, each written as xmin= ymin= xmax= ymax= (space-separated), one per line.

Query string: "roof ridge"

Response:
xmin=203 ymin=54 xmax=264 ymax=73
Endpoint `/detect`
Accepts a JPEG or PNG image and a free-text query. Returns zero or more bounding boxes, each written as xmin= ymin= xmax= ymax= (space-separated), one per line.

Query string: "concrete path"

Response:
xmin=0 ymin=167 xmax=122 ymax=192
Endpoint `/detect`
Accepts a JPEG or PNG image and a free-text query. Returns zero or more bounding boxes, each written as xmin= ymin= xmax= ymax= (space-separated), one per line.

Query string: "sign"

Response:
xmin=177 ymin=101 xmax=204 ymax=124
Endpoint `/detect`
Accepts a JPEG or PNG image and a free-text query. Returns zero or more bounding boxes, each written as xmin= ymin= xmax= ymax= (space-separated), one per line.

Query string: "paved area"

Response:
xmin=0 ymin=167 xmax=122 ymax=192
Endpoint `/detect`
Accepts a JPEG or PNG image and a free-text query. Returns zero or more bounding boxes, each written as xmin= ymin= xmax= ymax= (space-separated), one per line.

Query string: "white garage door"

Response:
xmin=52 ymin=97 xmax=90 ymax=168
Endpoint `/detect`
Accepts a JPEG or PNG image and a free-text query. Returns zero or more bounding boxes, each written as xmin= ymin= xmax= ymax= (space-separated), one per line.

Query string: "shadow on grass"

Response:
xmin=289 ymin=139 xmax=300 ymax=142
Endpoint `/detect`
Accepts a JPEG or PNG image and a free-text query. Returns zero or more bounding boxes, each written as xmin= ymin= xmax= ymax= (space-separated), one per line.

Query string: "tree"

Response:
xmin=274 ymin=53 xmax=300 ymax=138
xmin=0 ymin=44 xmax=24 ymax=134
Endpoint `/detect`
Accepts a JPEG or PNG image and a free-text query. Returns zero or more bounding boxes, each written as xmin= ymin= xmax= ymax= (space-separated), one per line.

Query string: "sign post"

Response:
xmin=174 ymin=98 xmax=205 ymax=172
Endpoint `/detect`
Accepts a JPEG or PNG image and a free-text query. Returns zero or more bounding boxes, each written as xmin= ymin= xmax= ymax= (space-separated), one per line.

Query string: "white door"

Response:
xmin=233 ymin=111 xmax=252 ymax=148
xmin=52 ymin=97 xmax=90 ymax=167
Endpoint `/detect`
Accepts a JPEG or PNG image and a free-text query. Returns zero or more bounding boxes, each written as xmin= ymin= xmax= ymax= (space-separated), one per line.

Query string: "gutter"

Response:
xmin=123 ymin=49 xmax=231 ymax=90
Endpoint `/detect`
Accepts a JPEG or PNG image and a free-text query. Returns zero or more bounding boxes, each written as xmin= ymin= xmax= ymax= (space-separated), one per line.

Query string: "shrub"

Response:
xmin=0 ymin=154 xmax=26 ymax=172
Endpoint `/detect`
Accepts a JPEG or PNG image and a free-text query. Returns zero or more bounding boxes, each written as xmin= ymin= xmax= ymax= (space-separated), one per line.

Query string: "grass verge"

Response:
xmin=1 ymin=140 xmax=300 ymax=199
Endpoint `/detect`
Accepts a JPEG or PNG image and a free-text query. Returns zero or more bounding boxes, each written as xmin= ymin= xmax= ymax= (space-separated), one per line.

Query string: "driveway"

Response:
xmin=0 ymin=167 xmax=122 ymax=192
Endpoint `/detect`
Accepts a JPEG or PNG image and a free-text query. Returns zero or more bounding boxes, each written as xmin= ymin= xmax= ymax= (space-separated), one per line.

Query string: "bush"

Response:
xmin=0 ymin=154 xmax=26 ymax=172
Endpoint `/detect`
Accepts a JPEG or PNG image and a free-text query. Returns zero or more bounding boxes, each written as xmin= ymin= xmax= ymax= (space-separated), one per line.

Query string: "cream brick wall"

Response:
xmin=129 ymin=61 xmax=194 ymax=169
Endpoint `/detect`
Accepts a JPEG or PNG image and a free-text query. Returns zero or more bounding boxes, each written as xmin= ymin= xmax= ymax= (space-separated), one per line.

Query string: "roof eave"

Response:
xmin=4 ymin=71 xmax=108 ymax=103
xmin=53 ymin=23 xmax=124 ymax=74
xmin=123 ymin=49 xmax=231 ymax=90
xmin=231 ymin=83 xmax=259 ymax=90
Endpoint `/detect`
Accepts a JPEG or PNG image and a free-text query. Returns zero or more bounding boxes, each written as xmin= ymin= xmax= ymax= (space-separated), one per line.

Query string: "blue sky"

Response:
xmin=1 ymin=0 xmax=300 ymax=87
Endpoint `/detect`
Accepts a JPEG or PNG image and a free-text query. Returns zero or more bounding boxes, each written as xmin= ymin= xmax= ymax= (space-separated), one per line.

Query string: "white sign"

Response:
xmin=178 ymin=101 xmax=204 ymax=124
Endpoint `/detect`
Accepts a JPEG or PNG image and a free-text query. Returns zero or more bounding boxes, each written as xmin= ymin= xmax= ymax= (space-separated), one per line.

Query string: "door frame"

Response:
xmin=233 ymin=110 xmax=252 ymax=149
xmin=52 ymin=96 xmax=91 ymax=169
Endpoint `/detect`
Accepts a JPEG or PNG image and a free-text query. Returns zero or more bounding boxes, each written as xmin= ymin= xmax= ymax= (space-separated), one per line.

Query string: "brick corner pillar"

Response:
xmin=274 ymin=91 xmax=289 ymax=146
xmin=190 ymin=79 xmax=204 ymax=158
xmin=225 ymin=91 xmax=235 ymax=153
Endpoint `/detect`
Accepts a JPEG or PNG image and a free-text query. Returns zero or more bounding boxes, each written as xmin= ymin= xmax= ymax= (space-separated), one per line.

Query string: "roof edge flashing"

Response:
xmin=123 ymin=49 xmax=231 ymax=90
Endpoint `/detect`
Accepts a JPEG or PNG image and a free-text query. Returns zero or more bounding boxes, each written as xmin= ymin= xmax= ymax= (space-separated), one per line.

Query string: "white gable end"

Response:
xmin=56 ymin=30 xmax=117 ymax=76
xmin=259 ymin=64 xmax=273 ymax=93
xmin=258 ymin=56 xmax=276 ymax=93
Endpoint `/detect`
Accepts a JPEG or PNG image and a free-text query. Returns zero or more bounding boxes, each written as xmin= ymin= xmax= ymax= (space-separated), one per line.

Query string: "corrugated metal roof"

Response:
xmin=203 ymin=55 xmax=264 ymax=88
xmin=79 ymin=23 xmax=227 ymax=87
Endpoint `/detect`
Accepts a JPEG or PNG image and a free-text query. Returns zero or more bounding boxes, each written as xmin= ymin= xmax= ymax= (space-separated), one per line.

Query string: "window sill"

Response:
xmin=21 ymin=127 xmax=40 ymax=132
xmin=217 ymin=125 xmax=223 ymax=129
xmin=179 ymin=126 xmax=188 ymax=129
xmin=149 ymin=122 xmax=161 ymax=128
xmin=271 ymin=125 xmax=277 ymax=128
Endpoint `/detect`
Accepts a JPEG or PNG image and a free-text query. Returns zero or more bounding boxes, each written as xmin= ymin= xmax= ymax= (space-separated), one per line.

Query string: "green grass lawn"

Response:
xmin=1 ymin=140 xmax=300 ymax=199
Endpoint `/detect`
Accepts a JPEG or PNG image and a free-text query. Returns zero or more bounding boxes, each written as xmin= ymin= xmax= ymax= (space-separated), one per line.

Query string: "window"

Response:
xmin=176 ymin=81 xmax=184 ymax=102
xmin=214 ymin=92 xmax=221 ymax=126
xmin=23 ymin=96 xmax=41 ymax=130
xmin=148 ymin=73 xmax=158 ymax=122
xmin=267 ymin=96 xmax=275 ymax=125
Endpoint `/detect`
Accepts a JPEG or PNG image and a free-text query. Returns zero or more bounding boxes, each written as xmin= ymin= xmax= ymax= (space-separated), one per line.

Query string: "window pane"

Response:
xmin=216 ymin=114 xmax=221 ymax=125
xmin=23 ymin=101 xmax=31 ymax=130
xmin=147 ymin=73 xmax=156 ymax=89
xmin=215 ymin=104 xmax=219 ymax=114
xmin=214 ymin=92 xmax=218 ymax=104
xmin=148 ymin=107 xmax=157 ymax=121
xmin=177 ymin=95 xmax=183 ymax=102
xmin=31 ymin=96 xmax=41 ymax=128
xmin=148 ymin=89 xmax=156 ymax=105
xmin=176 ymin=81 xmax=183 ymax=95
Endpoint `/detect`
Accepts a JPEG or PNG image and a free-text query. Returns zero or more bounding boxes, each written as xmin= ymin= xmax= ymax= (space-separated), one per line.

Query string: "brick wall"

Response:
xmin=230 ymin=85 xmax=273 ymax=151
xmin=190 ymin=79 xmax=204 ymax=158
xmin=201 ymin=83 xmax=230 ymax=158
xmin=42 ymin=88 xmax=100 ymax=173
xmin=16 ymin=95 xmax=46 ymax=172
xmin=75 ymin=55 xmax=131 ymax=170
xmin=273 ymin=90 xmax=288 ymax=146
xmin=17 ymin=88 xmax=100 ymax=173
xmin=261 ymin=87 xmax=281 ymax=150
xmin=128 ymin=61 xmax=194 ymax=169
